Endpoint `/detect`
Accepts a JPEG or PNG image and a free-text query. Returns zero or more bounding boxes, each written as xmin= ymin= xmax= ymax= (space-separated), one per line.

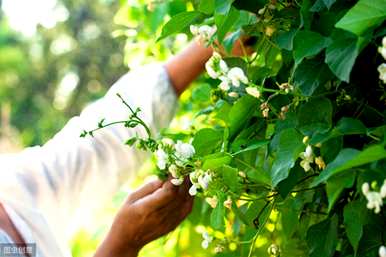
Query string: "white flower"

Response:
xmin=219 ymin=60 xmax=229 ymax=73
xmin=206 ymin=196 xmax=218 ymax=208
xmin=190 ymin=24 xmax=216 ymax=43
xmin=171 ymin=177 xmax=184 ymax=186
xmin=190 ymin=25 xmax=199 ymax=35
xmin=189 ymin=184 xmax=198 ymax=196
xmin=168 ymin=164 xmax=179 ymax=178
xmin=299 ymin=145 xmax=314 ymax=172
xmin=361 ymin=182 xmax=370 ymax=195
xmin=205 ymin=60 xmax=220 ymax=79
xmin=155 ymin=148 xmax=168 ymax=170
xmin=258 ymin=7 xmax=266 ymax=15
xmin=378 ymin=63 xmax=386 ymax=84
xmin=379 ymin=245 xmax=386 ymax=257
xmin=227 ymin=67 xmax=248 ymax=87
xmin=223 ymin=197 xmax=232 ymax=209
xmin=379 ymin=47 xmax=386 ymax=60
xmin=219 ymin=79 xmax=231 ymax=91
xmin=365 ymin=191 xmax=383 ymax=213
xmin=205 ymin=52 xmax=226 ymax=79
xmin=198 ymin=173 xmax=212 ymax=190
xmin=201 ymin=232 xmax=213 ymax=249
xmin=175 ymin=141 xmax=195 ymax=160
xmin=383 ymin=37 xmax=386 ymax=47
xmin=380 ymin=180 xmax=386 ymax=198
xmin=198 ymin=25 xmax=216 ymax=39
xmin=228 ymin=92 xmax=239 ymax=98
xmin=245 ymin=87 xmax=261 ymax=98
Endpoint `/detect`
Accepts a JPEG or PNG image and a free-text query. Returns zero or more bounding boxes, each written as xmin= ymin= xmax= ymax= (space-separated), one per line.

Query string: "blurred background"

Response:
xmin=0 ymin=0 xmax=210 ymax=256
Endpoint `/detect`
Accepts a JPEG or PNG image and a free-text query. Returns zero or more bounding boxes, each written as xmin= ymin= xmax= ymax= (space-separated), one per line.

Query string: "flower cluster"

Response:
xmin=298 ymin=137 xmax=326 ymax=172
xmin=361 ymin=180 xmax=386 ymax=214
xmin=155 ymin=139 xmax=195 ymax=185
xmin=205 ymin=52 xmax=256 ymax=98
xmin=378 ymin=37 xmax=386 ymax=84
xmin=190 ymin=25 xmax=217 ymax=44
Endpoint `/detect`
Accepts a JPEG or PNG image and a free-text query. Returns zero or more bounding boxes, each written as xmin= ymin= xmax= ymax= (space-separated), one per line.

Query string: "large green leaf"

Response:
xmin=297 ymin=97 xmax=333 ymax=135
xmin=293 ymin=30 xmax=331 ymax=65
xmin=293 ymin=59 xmax=334 ymax=96
xmin=326 ymin=171 xmax=355 ymax=211
xmin=192 ymin=84 xmax=212 ymax=102
xmin=192 ymin=128 xmax=223 ymax=156
xmin=271 ymin=128 xmax=304 ymax=186
xmin=325 ymin=30 xmax=366 ymax=82
xmin=306 ymin=215 xmax=339 ymax=257
xmin=344 ymin=201 xmax=367 ymax=255
xmin=158 ymin=11 xmax=202 ymax=41
xmin=202 ymin=152 xmax=233 ymax=170
xmin=335 ymin=0 xmax=386 ymax=36
xmin=312 ymin=144 xmax=386 ymax=185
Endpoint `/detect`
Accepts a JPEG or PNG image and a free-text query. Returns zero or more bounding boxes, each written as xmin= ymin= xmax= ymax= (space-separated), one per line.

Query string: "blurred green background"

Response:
xmin=0 ymin=0 xmax=213 ymax=256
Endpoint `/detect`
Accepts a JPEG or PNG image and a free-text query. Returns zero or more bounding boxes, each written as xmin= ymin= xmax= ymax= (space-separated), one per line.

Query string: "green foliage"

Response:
xmin=142 ymin=0 xmax=386 ymax=256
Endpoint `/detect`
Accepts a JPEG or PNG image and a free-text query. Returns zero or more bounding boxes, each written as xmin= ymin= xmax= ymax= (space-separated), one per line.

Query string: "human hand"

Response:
xmin=94 ymin=178 xmax=193 ymax=257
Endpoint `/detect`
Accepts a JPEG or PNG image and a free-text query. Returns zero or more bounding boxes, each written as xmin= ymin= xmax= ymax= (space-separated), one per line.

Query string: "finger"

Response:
xmin=126 ymin=179 xmax=163 ymax=204
xmin=136 ymin=183 xmax=178 ymax=208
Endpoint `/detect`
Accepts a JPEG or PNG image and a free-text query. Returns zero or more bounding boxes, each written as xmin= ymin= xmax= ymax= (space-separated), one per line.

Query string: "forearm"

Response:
xmin=165 ymin=40 xmax=213 ymax=96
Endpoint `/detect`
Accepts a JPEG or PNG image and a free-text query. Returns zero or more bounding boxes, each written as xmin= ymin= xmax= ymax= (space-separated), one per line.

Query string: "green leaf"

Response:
xmin=306 ymin=215 xmax=339 ymax=257
xmin=293 ymin=30 xmax=332 ymax=65
xmin=192 ymin=84 xmax=212 ymax=102
xmin=228 ymin=95 xmax=259 ymax=138
xmin=277 ymin=165 xmax=306 ymax=198
xmin=217 ymin=7 xmax=240 ymax=42
xmin=325 ymin=30 xmax=363 ymax=82
xmin=297 ymin=97 xmax=333 ymax=135
xmin=192 ymin=128 xmax=223 ymax=156
xmin=215 ymin=0 xmax=235 ymax=15
xmin=271 ymin=128 xmax=304 ymax=186
xmin=335 ymin=0 xmax=386 ymax=36
xmin=273 ymin=29 xmax=297 ymax=51
xmin=158 ymin=11 xmax=202 ymax=41
xmin=335 ymin=117 xmax=367 ymax=135
xmin=312 ymin=144 xmax=386 ymax=185
xmin=326 ymin=171 xmax=355 ymax=211
xmin=211 ymin=193 xmax=226 ymax=230
xmin=221 ymin=165 xmax=239 ymax=192
xmin=344 ymin=201 xmax=367 ymax=254
xmin=293 ymin=59 xmax=334 ymax=96
xmin=202 ymin=152 xmax=233 ymax=170
xmin=198 ymin=0 xmax=215 ymax=14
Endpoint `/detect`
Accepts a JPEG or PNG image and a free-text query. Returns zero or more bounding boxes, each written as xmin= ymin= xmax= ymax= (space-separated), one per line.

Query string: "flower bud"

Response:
xmin=206 ymin=196 xmax=218 ymax=208
xmin=223 ymin=197 xmax=232 ymax=209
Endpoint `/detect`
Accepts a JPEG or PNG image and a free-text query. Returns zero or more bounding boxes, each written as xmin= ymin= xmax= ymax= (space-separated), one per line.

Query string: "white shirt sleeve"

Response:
xmin=0 ymin=64 xmax=177 ymax=242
